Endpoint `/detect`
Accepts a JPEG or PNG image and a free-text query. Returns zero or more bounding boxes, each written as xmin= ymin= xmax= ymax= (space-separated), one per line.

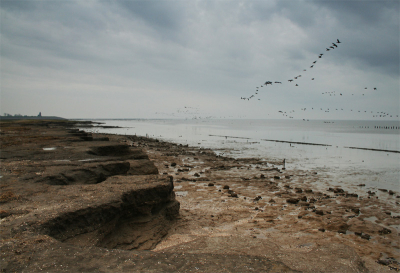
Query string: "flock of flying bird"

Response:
xmin=240 ymin=39 xmax=398 ymax=120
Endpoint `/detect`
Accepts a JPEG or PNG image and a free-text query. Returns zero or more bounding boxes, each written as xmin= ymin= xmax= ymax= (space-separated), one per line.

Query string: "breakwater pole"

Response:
xmin=374 ymin=126 xmax=399 ymax=130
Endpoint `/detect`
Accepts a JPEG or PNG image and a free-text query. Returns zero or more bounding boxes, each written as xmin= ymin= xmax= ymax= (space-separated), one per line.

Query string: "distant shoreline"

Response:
xmin=0 ymin=116 xmax=66 ymax=120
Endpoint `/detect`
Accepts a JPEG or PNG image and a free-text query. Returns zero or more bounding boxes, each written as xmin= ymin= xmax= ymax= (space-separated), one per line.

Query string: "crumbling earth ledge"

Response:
xmin=0 ymin=120 xmax=398 ymax=272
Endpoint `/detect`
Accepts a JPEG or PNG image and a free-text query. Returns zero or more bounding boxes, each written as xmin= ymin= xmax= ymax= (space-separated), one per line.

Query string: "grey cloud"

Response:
xmin=312 ymin=0 xmax=399 ymax=25
xmin=0 ymin=0 xmax=398 ymax=119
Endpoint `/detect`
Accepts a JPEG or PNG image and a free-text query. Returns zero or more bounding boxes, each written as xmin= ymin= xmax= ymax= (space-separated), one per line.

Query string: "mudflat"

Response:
xmin=0 ymin=120 xmax=398 ymax=272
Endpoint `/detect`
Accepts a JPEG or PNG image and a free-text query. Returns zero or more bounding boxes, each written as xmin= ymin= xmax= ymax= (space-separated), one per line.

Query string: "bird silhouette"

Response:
xmin=241 ymin=38 xmax=389 ymax=121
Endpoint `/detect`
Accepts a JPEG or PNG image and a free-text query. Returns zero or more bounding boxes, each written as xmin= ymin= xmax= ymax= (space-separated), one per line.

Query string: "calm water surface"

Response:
xmin=83 ymin=119 xmax=400 ymax=194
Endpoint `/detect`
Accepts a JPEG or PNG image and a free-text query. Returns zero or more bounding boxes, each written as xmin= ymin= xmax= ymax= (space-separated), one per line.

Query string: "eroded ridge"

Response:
xmin=40 ymin=175 xmax=180 ymax=250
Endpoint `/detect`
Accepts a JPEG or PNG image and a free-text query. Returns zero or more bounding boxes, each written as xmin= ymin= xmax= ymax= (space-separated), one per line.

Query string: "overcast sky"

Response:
xmin=1 ymin=0 xmax=399 ymax=120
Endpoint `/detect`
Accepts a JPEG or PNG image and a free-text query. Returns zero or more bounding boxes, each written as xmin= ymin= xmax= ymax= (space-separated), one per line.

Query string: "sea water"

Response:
xmin=83 ymin=119 xmax=400 ymax=194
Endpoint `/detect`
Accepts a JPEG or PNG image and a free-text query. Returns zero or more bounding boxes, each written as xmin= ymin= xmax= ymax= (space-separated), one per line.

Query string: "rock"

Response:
xmin=230 ymin=193 xmax=238 ymax=198
xmin=269 ymin=199 xmax=275 ymax=203
xmin=194 ymin=173 xmax=200 ymax=177
xmin=328 ymin=187 xmax=344 ymax=193
xmin=171 ymin=162 xmax=177 ymax=167
xmin=361 ymin=234 xmax=371 ymax=240
xmin=377 ymin=259 xmax=390 ymax=266
xmin=286 ymin=198 xmax=300 ymax=204
xmin=388 ymin=190 xmax=395 ymax=195
xmin=357 ymin=184 xmax=366 ymax=187
xmin=318 ymin=228 xmax=326 ymax=232
xmin=300 ymin=196 xmax=307 ymax=202
xmin=295 ymin=188 xmax=303 ymax=193
xmin=334 ymin=188 xmax=344 ymax=193
xmin=315 ymin=210 xmax=324 ymax=216
xmin=223 ymin=185 xmax=230 ymax=190
xmin=351 ymin=208 xmax=360 ymax=214
xmin=379 ymin=227 xmax=391 ymax=235
xmin=274 ymin=176 xmax=281 ymax=179
xmin=0 ymin=210 xmax=11 ymax=218
xmin=208 ymin=183 xmax=215 ymax=187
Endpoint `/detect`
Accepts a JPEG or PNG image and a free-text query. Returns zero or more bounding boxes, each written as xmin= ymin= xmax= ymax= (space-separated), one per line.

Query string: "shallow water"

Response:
xmin=83 ymin=119 xmax=400 ymax=192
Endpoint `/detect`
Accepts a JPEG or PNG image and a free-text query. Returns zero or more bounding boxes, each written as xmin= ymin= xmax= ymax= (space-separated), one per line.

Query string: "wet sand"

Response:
xmin=135 ymin=134 xmax=400 ymax=271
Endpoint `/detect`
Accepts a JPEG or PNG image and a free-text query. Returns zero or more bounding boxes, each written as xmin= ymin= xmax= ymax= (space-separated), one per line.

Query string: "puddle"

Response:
xmin=43 ymin=147 xmax=57 ymax=151
xmin=174 ymin=185 xmax=183 ymax=190
xmin=176 ymin=191 xmax=188 ymax=197
xmin=390 ymin=224 xmax=400 ymax=232
xmin=364 ymin=216 xmax=378 ymax=223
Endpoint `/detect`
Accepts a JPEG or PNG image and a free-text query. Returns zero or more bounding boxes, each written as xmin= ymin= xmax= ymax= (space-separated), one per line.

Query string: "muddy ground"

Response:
xmin=0 ymin=120 xmax=399 ymax=272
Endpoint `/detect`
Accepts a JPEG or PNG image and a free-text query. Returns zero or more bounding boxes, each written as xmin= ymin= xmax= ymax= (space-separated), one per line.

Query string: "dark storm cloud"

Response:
xmin=311 ymin=0 xmax=399 ymax=76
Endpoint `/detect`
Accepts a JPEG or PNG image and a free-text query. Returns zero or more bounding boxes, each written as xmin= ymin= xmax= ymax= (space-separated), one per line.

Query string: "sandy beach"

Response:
xmin=0 ymin=120 xmax=399 ymax=272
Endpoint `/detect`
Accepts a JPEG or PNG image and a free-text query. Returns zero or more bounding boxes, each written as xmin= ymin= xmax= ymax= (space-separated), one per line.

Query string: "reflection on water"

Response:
xmin=84 ymin=119 xmax=400 ymax=192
